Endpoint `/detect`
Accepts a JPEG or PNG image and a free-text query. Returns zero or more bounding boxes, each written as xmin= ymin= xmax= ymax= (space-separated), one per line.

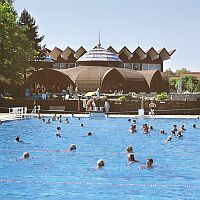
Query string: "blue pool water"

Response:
xmin=0 ymin=116 xmax=200 ymax=199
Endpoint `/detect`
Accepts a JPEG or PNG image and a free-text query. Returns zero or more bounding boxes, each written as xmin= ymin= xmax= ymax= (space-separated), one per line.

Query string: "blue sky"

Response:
xmin=14 ymin=0 xmax=200 ymax=71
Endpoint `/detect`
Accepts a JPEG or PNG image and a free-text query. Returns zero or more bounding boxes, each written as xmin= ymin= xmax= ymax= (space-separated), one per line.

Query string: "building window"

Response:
xmin=142 ymin=63 xmax=161 ymax=71
xmin=53 ymin=63 xmax=76 ymax=69
xmin=124 ymin=63 xmax=132 ymax=69
xmin=68 ymin=63 xmax=76 ymax=68
xmin=53 ymin=63 xmax=60 ymax=69
xmin=132 ymin=63 xmax=140 ymax=70
xmin=60 ymin=63 xmax=67 ymax=69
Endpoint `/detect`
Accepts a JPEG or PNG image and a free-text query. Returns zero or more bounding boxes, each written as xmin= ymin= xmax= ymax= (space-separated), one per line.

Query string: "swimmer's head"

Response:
xmin=160 ymin=129 xmax=165 ymax=134
xmin=126 ymin=145 xmax=133 ymax=153
xmin=15 ymin=136 xmax=20 ymax=142
xmin=193 ymin=124 xmax=196 ymax=128
xmin=146 ymin=158 xmax=153 ymax=167
xmin=55 ymin=132 xmax=61 ymax=137
xmin=69 ymin=144 xmax=76 ymax=151
xmin=23 ymin=152 xmax=29 ymax=159
xmin=166 ymin=135 xmax=172 ymax=141
xmin=81 ymin=123 xmax=84 ymax=127
xmin=57 ymin=126 xmax=61 ymax=130
xmin=96 ymin=159 xmax=105 ymax=169
xmin=171 ymin=130 xmax=175 ymax=135
xmin=87 ymin=132 xmax=92 ymax=136
xmin=128 ymin=118 xmax=131 ymax=122
xmin=127 ymin=153 xmax=136 ymax=162
xmin=150 ymin=126 xmax=153 ymax=130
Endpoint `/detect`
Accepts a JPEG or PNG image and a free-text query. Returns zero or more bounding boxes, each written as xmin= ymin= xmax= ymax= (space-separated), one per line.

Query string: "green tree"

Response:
xmin=175 ymin=68 xmax=190 ymax=75
xmin=169 ymin=77 xmax=179 ymax=92
xmin=165 ymin=68 xmax=175 ymax=75
xmin=0 ymin=1 xmax=35 ymax=92
xmin=181 ymin=75 xmax=200 ymax=93
xmin=18 ymin=9 xmax=45 ymax=61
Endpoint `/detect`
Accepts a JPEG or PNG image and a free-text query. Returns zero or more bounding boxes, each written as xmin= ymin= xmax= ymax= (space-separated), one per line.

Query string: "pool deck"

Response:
xmin=0 ymin=113 xmax=199 ymax=122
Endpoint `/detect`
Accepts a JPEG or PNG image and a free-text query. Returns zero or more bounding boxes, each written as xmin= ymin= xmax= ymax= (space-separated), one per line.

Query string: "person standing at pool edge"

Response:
xmin=149 ymin=101 xmax=156 ymax=117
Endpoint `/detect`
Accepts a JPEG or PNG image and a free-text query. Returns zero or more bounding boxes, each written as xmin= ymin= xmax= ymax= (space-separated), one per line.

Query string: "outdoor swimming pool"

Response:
xmin=0 ymin=116 xmax=200 ymax=199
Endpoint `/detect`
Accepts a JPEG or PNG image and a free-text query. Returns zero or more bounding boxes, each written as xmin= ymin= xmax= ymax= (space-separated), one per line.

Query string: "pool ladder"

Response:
xmin=31 ymin=105 xmax=41 ymax=115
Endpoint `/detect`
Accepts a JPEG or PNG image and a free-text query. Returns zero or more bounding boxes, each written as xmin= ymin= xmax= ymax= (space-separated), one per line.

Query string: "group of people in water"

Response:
xmin=128 ymin=118 xmax=197 ymax=143
xmin=14 ymin=114 xmax=157 ymax=169
xmin=14 ymin=114 xmax=198 ymax=170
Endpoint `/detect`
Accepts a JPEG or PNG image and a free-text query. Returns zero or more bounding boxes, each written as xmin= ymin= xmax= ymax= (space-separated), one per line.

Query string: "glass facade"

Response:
xmin=53 ymin=63 xmax=76 ymax=69
xmin=142 ymin=63 xmax=161 ymax=71
xmin=53 ymin=62 xmax=161 ymax=71
xmin=124 ymin=63 xmax=140 ymax=70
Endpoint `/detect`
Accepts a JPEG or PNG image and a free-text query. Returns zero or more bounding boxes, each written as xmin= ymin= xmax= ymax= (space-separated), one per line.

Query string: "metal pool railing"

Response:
xmin=8 ymin=107 xmax=27 ymax=119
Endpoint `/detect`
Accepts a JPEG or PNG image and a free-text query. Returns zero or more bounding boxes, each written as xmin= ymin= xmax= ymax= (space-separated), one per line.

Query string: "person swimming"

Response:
xmin=22 ymin=152 xmax=29 ymax=159
xmin=142 ymin=124 xmax=149 ymax=134
xmin=181 ymin=125 xmax=186 ymax=131
xmin=81 ymin=123 xmax=84 ymax=127
xmin=140 ymin=159 xmax=153 ymax=169
xmin=42 ymin=118 xmax=45 ymax=123
xmin=87 ymin=132 xmax=92 ymax=136
xmin=171 ymin=130 xmax=176 ymax=135
xmin=126 ymin=145 xmax=133 ymax=153
xmin=57 ymin=126 xmax=61 ymax=131
xmin=165 ymin=135 xmax=172 ymax=142
xmin=17 ymin=152 xmax=30 ymax=160
xmin=47 ymin=119 xmax=51 ymax=124
xmin=150 ymin=126 xmax=153 ymax=130
xmin=127 ymin=153 xmax=139 ymax=163
xmin=65 ymin=118 xmax=69 ymax=124
xmin=172 ymin=125 xmax=178 ymax=132
xmin=37 ymin=114 xmax=41 ymax=119
xmin=15 ymin=136 xmax=22 ymax=142
xmin=96 ymin=159 xmax=105 ymax=169
xmin=128 ymin=118 xmax=131 ymax=122
xmin=129 ymin=124 xmax=137 ymax=133
xmin=52 ymin=114 xmax=56 ymax=121
xmin=55 ymin=132 xmax=61 ymax=137
xmin=160 ymin=129 xmax=165 ymax=134
xmin=176 ymin=130 xmax=183 ymax=138
xmin=69 ymin=144 xmax=76 ymax=151
xmin=193 ymin=124 xmax=196 ymax=128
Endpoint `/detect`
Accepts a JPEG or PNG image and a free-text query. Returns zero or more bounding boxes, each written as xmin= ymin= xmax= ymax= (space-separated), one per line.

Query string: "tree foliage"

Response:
xmin=165 ymin=68 xmax=175 ymax=75
xmin=169 ymin=75 xmax=200 ymax=93
xmin=0 ymin=1 xmax=36 ymax=84
xmin=169 ymin=77 xmax=179 ymax=92
xmin=181 ymin=75 xmax=200 ymax=93
xmin=175 ymin=68 xmax=190 ymax=75
xmin=18 ymin=9 xmax=45 ymax=61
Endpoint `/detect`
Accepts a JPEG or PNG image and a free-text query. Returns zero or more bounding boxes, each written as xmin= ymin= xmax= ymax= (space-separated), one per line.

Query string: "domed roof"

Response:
xmin=77 ymin=43 xmax=122 ymax=63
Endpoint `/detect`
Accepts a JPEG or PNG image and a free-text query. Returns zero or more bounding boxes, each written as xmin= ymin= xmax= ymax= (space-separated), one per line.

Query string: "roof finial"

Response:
xmin=97 ymin=29 xmax=101 ymax=48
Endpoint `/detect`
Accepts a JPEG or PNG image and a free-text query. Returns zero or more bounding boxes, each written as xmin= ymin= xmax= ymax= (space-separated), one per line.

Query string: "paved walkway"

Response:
xmin=0 ymin=113 xmax=19 ymax=122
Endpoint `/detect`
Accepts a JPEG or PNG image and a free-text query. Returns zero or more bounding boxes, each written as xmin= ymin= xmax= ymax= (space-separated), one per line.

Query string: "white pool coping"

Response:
xmin=0 ymin=113 xmax=199 ymax=122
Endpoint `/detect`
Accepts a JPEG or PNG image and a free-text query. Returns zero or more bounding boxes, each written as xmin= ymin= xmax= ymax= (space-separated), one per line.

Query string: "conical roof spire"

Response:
xmin=97 ymin=30 xmax=101 ymax=48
